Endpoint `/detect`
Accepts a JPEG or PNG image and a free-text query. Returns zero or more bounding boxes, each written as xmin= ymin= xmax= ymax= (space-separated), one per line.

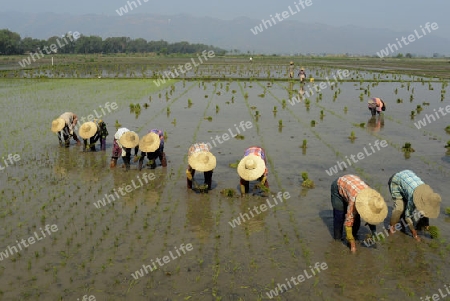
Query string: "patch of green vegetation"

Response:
xmin=220 ymin=188 xmax=236 ymax=197
xmin=402 ymin=142 xmax=415 ymax=152
xmin=301 ymin=172 xmax=315 ymax=188
xmin=428 ymin=226 xmax=440 ymax=239
xmin=229 ymin=160 xmax=240 ymax=168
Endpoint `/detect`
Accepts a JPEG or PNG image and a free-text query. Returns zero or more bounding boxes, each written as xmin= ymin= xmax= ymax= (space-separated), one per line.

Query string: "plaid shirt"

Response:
xmin=244 ymin=146 xmax=268 ymax=177
xmin=337 ymin=175 xmax=369 ymax=227
xmin=389 ymin=170 xmax=424 ymax=220
xmin=188 ymin=143 xmax=210 ymax=157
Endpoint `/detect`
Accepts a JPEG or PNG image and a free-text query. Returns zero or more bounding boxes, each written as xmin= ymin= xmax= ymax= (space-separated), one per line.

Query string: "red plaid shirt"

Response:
xmin=244 ymin=146 xmax=268 ymax=177
xmin=337 ymin=175 xmax=369 ymax=227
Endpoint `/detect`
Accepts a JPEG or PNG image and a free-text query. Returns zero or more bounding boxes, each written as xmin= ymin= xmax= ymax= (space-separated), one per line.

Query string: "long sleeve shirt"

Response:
xmin=59 ymin=112 xmax=77 ymax=132
xmin=150 ymin=129 xmax=164 ymax=149
xmin=114 ymin=127 xmax=130 ymax=152
xmin=389 ymin=170 xmax=424 ymax=223
xmin=243 ymin=146 xmax=268 ymax=177
xmin=187 ymin=143 xmax=211 ymax=173
xmin=337 ymin=175 xmax=369 ymax=227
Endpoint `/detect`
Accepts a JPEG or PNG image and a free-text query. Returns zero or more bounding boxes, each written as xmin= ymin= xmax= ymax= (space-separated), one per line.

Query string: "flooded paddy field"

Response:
xmin=0 ymin=61 xmax=450 ymax=300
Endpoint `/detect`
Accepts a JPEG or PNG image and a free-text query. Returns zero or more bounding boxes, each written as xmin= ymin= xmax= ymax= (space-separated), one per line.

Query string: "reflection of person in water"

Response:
xmin=186 ymin=193 xmax=213 ymax=242
xmin=367 ymin=116 xmax=384 ymax=132
xmin=299 ymin=85 xmax=305 ymax=98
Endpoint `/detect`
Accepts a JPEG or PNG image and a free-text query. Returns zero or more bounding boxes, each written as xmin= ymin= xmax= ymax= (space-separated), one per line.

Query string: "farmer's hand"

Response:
xmin=412 ymin=230 xmax=421 ymax=242
xmin=349 ymin=240 xmax=356 ymax=253
xmin=186 ymin=170 xmax=192 ymax=181
xmin=389 ymin=225 xmax=396 ymax=234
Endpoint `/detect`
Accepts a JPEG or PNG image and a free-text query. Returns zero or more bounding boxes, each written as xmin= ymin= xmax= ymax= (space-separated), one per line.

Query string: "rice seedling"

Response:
xmin=344 ymin=106 xmax=348 ymax=113
xmin=348 ymin=131 xmax=357 ymax=142
xmin=411 ymin=111 xmax=416 ymax=118
xmin=216 ymin=105 xmax=220 ymax=113
xmin=445 ymin=126 xmax=450 ymax=134
xmin=188 ymin=98 xmax=193 ymax=107
xmin=445 ymin=140 xmax=450 ymax=148
xmin=401 ymin=142 xmax=415 ymax=152
xmin=229 ymin=160 xmax=240 ymax=168
xmin=397 ymin=98 xmax=403 ymax=103
xmin=205 ymin=116 xmax=213 ymax=122
xmin=359 ymin=123 xmax=365 ymax=128
xmin=278 ymin=120 xmax=283 ymax=128
xmin=115 ymin=120 xmax=122 ymax=129
xmin=416 ymin=105 xmax=423 ymax=113
xmin=427 ymin=226 xmax=440 ymax=239
xmin=234 ymin=134 xmax=245 ymax=140
xmin=301 ymin=139 xmax=307 ymax=149
xmin=301 ymin=172 xmax=315 ymax=188
xmin=220 ymin=188 xmax=236 ymax=197
xmin=445 ymin=207 xmax=450 ymax=215
xmin=310 ymin=120 xmax=316 ymax=127
xmin=273 ymin=106 xmax=277 ymax=112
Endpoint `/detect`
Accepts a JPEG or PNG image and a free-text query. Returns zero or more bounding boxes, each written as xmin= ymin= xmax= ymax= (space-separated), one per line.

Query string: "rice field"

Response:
xmin=0 ymin=58 xmax=449 ymax=300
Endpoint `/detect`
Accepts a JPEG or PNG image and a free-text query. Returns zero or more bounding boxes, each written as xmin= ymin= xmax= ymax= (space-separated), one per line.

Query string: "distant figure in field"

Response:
xmin=51 ymin=112 xmax=81 ymax=147
xmin=298 ymin=67 xmax=307 ymax=83
xmin=289 ymin=61 xmax=295 ymax=78
xmin=368 ymin=97 xmax=386 ymax=116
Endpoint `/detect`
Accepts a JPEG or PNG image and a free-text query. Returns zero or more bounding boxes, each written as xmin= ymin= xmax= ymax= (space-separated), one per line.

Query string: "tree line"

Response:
xmin=0 ymin=29 xmax=227 ymax=55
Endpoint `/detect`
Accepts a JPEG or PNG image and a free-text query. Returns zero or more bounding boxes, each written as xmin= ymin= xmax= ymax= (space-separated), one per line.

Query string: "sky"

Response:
xmin=2 ymin=0 xmax=450 ymax=38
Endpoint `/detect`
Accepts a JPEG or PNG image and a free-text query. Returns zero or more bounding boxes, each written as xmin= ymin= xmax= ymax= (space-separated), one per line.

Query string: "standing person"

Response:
xmin=186 ymin=143 xmax=216 ymax=191
xmin=388 ymin=170 xmax=441 ymax=241
xmin=51 ymin=112 xmax=81 ymax=147
xmin=79 ymin=121 xmax=100 ymax=152
xmin=368 ymin=97 xmax=385 ymax=116
xmin=137 ymin=129 xmax=167 ymax=170
xmin=289 ymin=61 xmax=295 ymax=79
xmin=99 ymin=120 xmax=109 ymax=151
xmin=237 ymin=146 xmax=269 ymax=197
xmin=331 ymin=174 xmax=388 ymax=253
xmin=298 ymin=67 xmax=307 ymax=83
xmin=110 ymin=128 xmax=139 ymax=171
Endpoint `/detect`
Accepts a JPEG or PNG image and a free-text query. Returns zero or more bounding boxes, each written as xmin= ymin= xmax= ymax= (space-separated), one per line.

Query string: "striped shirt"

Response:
xmin=337 ymin=175 xmax=369 ymax=227
xmin=244 ymin=146 xmax=268 ymax=177
xmin=389 ymin=170 xmax=424 ymax=220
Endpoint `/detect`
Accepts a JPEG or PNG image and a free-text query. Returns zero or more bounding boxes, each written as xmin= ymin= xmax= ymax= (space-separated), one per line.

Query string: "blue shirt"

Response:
xmin=389 ymin=170 xmax=424 ymax=220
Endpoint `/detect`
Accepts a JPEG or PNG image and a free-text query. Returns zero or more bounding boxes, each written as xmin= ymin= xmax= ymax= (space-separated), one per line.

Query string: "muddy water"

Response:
xmin=0 ymin=75 xmax=449 ymax=301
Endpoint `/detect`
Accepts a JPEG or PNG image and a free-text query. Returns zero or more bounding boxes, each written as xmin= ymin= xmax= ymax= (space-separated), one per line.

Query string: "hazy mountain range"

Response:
xmin=1 ymin=12 xmax=449 ymax=56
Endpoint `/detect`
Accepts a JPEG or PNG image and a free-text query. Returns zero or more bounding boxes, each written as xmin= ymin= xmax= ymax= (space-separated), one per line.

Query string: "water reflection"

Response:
xmin=367 ymin=115 xmax=384 ymax=133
